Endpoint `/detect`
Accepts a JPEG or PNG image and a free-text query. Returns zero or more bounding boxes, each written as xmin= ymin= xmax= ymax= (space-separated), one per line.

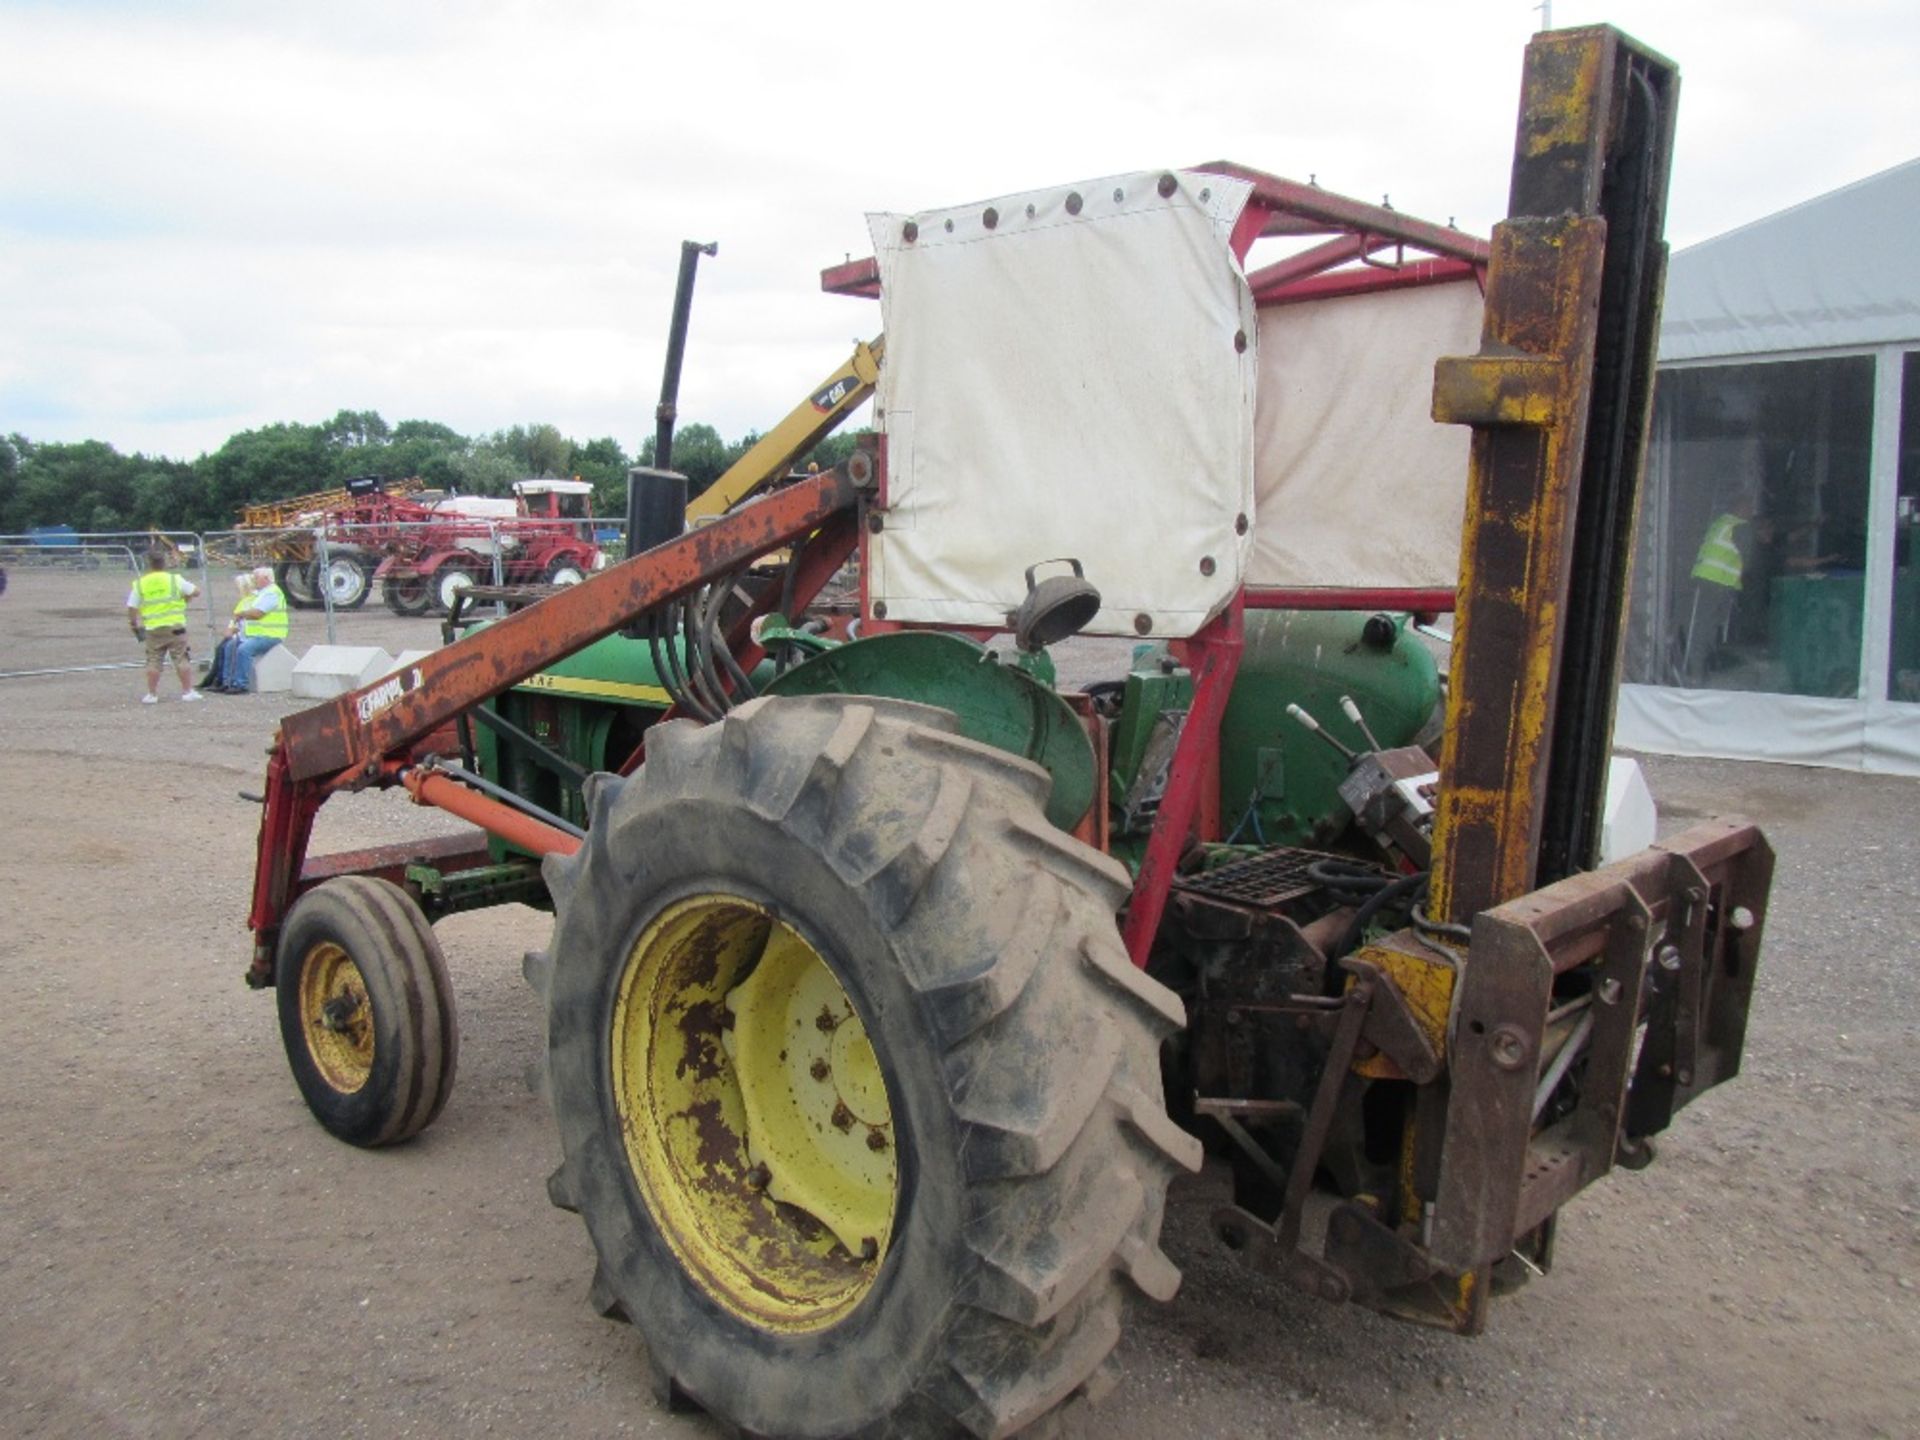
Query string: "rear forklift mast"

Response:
xmin=1146 ymin=27 xmax=1771 ymax=1335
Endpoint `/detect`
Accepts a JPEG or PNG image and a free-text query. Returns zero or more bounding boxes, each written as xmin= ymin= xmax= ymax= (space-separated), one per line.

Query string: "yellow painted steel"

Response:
xmin=1352 ymin=941 xmax=1456 ymax=1082
xmin=724 ymin=927 xmax=895 ymax=1258
xmin=515 ymin=672 xmax=672 ymax=706
xmin=685 ymin=339 xmax=884 ymax=521
xmin=296 ymin=942 xmax=374 ymax=1093
xmin=610 ymin=894 xmax=895 ymax=1333
xmin=1427 ymin=215 xmax=1608 ymax=925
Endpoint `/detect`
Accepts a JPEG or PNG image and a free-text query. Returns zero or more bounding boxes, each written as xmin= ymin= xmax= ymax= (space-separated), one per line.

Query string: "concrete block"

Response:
xmin=386 ymin=648 xmax=436 ymax=676
xmin=251 ymin=644 xmax=299 ymax=694
xmin=1600 ymin=756 xmax=1657 ymax=865
xmin=291 ymin=645 xmax=396 ymax=700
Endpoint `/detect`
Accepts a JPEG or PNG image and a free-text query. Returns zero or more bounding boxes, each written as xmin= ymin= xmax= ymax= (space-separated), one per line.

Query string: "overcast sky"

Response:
xmin=2 ymin=0 xmax=1914 ymax=462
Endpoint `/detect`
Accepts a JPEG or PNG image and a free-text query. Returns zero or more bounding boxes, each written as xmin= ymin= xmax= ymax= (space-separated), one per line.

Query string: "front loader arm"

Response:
xmin=684 ymin=339 xmax=883 ymax=522
xmin=245 ymin=467 xmax=862 ymax=984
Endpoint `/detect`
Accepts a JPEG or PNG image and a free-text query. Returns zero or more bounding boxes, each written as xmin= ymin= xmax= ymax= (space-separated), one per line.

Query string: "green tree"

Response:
xmin=571 ymin=435 xmax=631 ymax=509
xmin=320 ymin=408 xmax=392 ymax=452
xmin=639 ymin=422 xmax=733 ymax=498
xmin=8 ymin=440 xmax=141 ymax=534
xmin=193 ymin=422 xmax=331 ymax=527
xmin=0 ymin=434 xmax=23 ymax=532
xmin=807 ymin=429 xmax=872 ymax=471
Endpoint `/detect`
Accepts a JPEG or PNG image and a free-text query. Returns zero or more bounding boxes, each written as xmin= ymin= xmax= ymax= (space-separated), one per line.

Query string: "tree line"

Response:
xmin=0 ymin=409 xmax=864 ymax=536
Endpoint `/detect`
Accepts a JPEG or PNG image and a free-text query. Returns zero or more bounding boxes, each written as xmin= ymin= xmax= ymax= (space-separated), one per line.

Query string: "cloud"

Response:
xmin=2 ymin=0 xmax=1914 ymax=460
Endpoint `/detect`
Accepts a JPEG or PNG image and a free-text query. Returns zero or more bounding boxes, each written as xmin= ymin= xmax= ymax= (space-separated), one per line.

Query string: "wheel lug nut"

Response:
xmin=859 ymin=1237 xmax=878 ymax=1262
xmin=746 ymin=1163 xmax=771 ymax=1189
xmin=866 ymin=1128 xmax=888 ymax=1152
xmin=831 ymin=1102 xmax=854 ymax=1132
xmin=810 ymin=1058 xmax=831 ymax=1082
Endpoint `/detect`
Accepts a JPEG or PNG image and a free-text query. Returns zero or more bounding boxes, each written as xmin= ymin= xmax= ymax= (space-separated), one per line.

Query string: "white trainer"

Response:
xmin=141 ymin=694 xmax=159 ymax=705
xmin=180 ymin=690 xmax=203 ymax=702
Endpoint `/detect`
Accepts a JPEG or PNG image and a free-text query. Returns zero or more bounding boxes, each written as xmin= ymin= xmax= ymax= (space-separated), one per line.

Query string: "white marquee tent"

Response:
xmin=1614 ymin=157 xmax=1920 ymax=773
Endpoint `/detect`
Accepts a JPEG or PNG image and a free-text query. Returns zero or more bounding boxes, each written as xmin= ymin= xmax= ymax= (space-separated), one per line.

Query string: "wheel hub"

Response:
xmin=297 ymin=941 xmax=374 ymax=1093
xmin=610 ymin=895 xmax=897 ymax=1333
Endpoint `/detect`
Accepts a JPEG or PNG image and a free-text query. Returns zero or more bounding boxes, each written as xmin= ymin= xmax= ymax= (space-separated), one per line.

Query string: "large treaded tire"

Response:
xmin=382 ymin=568 xmax=433 ymax=616
xmin=275 ymin=876 xmax=458 ymax=1147
xmin=535 ymin=695 xmax=1199 ymax=1440
xmin=318 ymin=549 xmax=372 ymax=610
xmin=277 ymin=560 xmax=321 ymax=610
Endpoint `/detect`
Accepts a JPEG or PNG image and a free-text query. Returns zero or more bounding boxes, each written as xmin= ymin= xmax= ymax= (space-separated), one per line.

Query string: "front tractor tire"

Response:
xmin=536 ymin=695 xmax=1199 ymax=1440
xmin=382 ymin=568 xmax=433 ymax=616
xmin=275 ymin=876 xmax=458 ymax=1147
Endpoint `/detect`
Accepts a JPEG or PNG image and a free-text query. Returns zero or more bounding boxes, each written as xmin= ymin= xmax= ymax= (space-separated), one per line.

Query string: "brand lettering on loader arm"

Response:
xmin=355 ymin=667 xmax=424 ymax=725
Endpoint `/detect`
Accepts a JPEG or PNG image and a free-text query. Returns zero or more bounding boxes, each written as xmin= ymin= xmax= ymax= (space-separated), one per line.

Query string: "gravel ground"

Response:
xmin=0 ymin=565 xmax=1914 ymax=1439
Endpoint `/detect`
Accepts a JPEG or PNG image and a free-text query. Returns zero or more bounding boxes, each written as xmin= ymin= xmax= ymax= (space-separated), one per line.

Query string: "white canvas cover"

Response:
xmin=866 ymin=170 xmax=1256 ymax=638
xmin=1614 ymin=685 xmax=1920 ymax=777
xmin=1659 ymin=157 xmax=1920 ymax=362
xmin=1250 ymin=279 xmax=1483 ymax=590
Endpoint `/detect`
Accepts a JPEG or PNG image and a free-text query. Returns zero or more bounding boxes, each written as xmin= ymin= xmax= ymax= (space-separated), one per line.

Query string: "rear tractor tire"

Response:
xmin=275 ymin=876 xmax=458 ymax=1147
xmin=277 ymin=560 xmax=321 ymax=610
xmin=536 ymin=694 xmax=1200 ymax=1439
xmin=318 ymin=549 xmax=372 ymax=610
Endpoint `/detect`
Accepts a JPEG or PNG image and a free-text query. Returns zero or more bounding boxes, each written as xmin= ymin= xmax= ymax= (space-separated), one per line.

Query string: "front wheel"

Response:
xmin=537 ymin=695 xmax=1198 ymax=1439
xmin=432 ymin=562 xmax=479 ymax=615
xmin=275 ymin=876 xmax=458 ymax=1146
xmin=543 ymin=556 xmax=587 ymax=587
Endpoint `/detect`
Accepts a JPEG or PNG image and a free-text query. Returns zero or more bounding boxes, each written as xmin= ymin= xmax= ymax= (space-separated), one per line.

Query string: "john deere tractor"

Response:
xmin=245 ymin=27 xmax=1771 ymax=1440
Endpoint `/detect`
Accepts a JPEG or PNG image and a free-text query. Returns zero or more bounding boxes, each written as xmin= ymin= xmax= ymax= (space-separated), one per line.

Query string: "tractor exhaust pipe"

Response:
xmin=654 ymin=239 xmax=718 ymax=473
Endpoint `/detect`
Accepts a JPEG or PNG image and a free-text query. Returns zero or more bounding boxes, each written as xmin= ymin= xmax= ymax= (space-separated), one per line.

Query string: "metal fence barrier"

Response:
xmin=0 ymin=531 xmax=214 ymax=679
xmin=3 ymin=516 xmax=613 ymax=681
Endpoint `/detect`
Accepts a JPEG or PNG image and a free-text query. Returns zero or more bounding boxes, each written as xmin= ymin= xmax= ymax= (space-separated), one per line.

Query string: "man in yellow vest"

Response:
xmin=220 ymin=564 xmax=292 ymax=692
xmin=127 ymin=548 xmax=203 ymax=703
xmin=1682 ymin=494 xmax=1756 ymax=685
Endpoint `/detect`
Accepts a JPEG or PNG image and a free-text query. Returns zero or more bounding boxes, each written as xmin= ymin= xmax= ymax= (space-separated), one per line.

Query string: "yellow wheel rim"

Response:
xmin=611 ymin=895 xmax=897 ymax=1333
xmin=297 ymin=941 xmax=375 ymax=1093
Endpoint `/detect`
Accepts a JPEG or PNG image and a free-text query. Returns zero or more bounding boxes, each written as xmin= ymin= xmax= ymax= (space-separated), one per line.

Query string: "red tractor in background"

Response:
xmin=373 ymin=478 xmax=606 ymax=616
xmin=247 ymin=477 xmax=605 ymax=615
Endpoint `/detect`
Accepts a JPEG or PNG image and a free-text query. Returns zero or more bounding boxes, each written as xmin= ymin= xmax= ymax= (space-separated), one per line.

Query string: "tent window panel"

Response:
xmin=1888 ymin=352 xmax=1920 ymax=704
xmin=1627 ymin=355 xmax=1876 ymax=696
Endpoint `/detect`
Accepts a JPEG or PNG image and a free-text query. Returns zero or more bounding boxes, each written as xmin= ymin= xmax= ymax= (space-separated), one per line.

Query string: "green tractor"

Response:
xmin=247 ymin=28 xmax=1772 ymax=1440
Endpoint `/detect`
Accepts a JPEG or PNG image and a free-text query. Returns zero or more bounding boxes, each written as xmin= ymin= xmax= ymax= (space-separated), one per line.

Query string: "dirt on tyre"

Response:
xmin=275 ymin=875 xmax=458 ymax=1147
xmin=535 ymin=694 xmax=1199 ymax=1440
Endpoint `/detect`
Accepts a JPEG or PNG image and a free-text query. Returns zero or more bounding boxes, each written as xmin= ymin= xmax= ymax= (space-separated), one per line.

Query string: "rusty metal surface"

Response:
xmin=278 ymin=469 xmax=857 ymax=784
xmin=1427 ymin=214 xmax=1607 ymax=925
xmin=1428 ymin=26 xmax=1680 ymax=925
xmin=296 ymin=831 xmax=494 ymax=890
xmin=1195 ymin=162 xmax=1492 ymax=265
xmin=402 ymin=769 xmax=582 ymax=860
xmin=1428 ymin=819 xmax=1769 ymax=1273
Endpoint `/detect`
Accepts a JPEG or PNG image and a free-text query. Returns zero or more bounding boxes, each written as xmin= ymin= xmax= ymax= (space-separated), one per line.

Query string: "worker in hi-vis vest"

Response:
xmin=1682 ymin=495 xmax=1756 ymax=686
xmin=221 ymin=564 xmax=291 ymax=693
xmin=126 ymin=547 xmax=203 ymax=703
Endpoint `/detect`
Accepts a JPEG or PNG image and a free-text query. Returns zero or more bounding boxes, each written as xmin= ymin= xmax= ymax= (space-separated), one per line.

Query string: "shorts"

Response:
xmin=144 ymin=627 xmax=191 ymax=665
